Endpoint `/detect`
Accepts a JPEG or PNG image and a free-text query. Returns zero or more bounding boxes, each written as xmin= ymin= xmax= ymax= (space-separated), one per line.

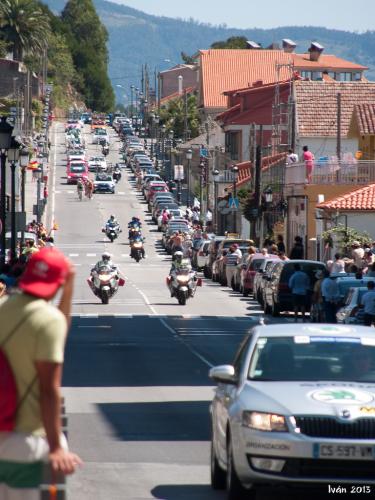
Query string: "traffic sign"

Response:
xmin=229 ymin=197 xmax=239 ymax=211
xmin=199 ymin=147 xmax=208 ymax=158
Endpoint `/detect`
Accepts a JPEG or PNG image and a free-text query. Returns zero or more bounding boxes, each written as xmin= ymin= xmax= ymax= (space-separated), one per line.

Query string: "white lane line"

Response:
xmin=117 ymin=191 xmax=125 ymax=195
xmin=79 ymin=314 xmax=99 ymax=318
xmin=67 ymin=190 xmax=74 ymax=194
xmin=179 ymin=333 xmax=245 ymax=336
xmin=86 ymin=253 xmax=97 ymax=257
xmin=113 ymin=314 xmax=133 ymax=318
xmin=135 ymin=288 xmax=158 ymax=315
xmin=54 ymin=190 xmax=61 ymax=194
xmin=121 ymin=254 xmax=130 ymax=258
xmin=68 ymin=253 xmax=79 ymax=257
xmin=159 ymin=319 xmax=213 ymax=368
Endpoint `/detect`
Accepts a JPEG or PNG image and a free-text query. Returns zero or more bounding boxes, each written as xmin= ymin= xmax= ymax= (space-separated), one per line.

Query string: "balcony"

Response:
xmin=285 ymin=160 xmax=375 ymax=186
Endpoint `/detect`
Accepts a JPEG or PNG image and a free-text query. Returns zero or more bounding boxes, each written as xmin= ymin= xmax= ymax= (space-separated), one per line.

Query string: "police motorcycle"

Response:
xmin=87 ymin=253 xmax=125 ymax=304
xmin=166 ymin=251 xmax=202 ymax=305
xmin=102 ymin=216 xmax=121 ymax=243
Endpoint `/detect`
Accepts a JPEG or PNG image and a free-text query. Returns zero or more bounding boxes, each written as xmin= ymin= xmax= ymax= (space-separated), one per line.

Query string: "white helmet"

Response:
xmin=102 ymin=252 xmax=111 ymax=261
xmin=174 ymin=251 xmax=183 ymax=257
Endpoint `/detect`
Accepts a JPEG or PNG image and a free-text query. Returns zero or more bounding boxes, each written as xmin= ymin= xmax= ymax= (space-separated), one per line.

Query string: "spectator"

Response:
xmin=276 ymin=235 xmax=286 ymax=253
xmin=0 ymin=280 xmax=6 ymax=297
xmin=367 ymin=262 xmax=375 ymax=277
xmin=225 ymin=245 xmax=240 ymax=290
xmin=351 ymin=241 xmax=365 ymax=269
xmin=360 ymin=281 xmax=375 ymax=326
xmin=302 ymin=145 xmax=315 ymax=183
xmin=289 ymin=236 xmax=304 ymax=259
xmin=321 ymin=271 xmax=340 ymax=323
xmin=286 ymin=148 xmax=299 ymax=165
xmin=0 ymin=248 xmax=82 ymax=498
xmin=311 ymin=269 xmax=325 ymax=322
xmin=364 ymin=249 xmax=375 ymax=271
xmin=330 ymin=253 xmax=346 ymax=274
xmin=261 ymin=247 xmax=269 ymax=257
xmin=288 ymin=263 xmax=310 ymax=321
xmin=371 ymin=241 xmax=375 ymax=256
xmin=278 ymin=251 xmax=289 ymax=261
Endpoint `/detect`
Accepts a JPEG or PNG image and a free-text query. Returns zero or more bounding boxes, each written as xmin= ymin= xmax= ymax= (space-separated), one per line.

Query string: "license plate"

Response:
xmin=314 ymin=443 xmax=375 ymax=460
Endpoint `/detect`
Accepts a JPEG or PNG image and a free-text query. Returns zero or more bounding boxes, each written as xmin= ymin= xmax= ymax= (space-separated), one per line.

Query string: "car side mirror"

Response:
xmin=209 ymin=365 xmax=237 ymax=384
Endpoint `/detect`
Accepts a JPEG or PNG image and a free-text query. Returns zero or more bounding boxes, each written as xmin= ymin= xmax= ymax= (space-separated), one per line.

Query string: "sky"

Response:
xmin=112 ymin=0 xmax=375 ymax=32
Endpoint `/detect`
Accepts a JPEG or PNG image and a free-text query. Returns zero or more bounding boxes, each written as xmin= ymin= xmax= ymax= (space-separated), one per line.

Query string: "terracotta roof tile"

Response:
xmin=354 ymin=104 xmax=375 ymax=135
xmin=199 ymin=50 xmax=367 ymax=109
xmin=295 ymin=81 xmax=375 ymax=138
xmin=317 ymin=184 xmax=375 ymax=210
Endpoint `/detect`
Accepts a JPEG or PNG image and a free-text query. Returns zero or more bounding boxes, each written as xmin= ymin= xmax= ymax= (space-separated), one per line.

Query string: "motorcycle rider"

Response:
xmin=130 ymin=233 xmax=146 ymax=259
xmin=128 ymin=216 xmax=142 ymax=229
xmin=168 ymin=251 xmax=195 ymax=297
xmin=106 ymin=214 xmax=119 ymax=229
xmin=92 ymin=252 xmax=118 ymax=274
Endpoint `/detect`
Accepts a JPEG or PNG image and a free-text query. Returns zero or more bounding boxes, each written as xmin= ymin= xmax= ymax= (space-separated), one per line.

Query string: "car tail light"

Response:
xmin=118 ymin=278 xmax=125 ymax=286
xmin=349 ymin=307 xmax=359 ymax=317
xmin=278 ymin=283 xmax=290 ymax=292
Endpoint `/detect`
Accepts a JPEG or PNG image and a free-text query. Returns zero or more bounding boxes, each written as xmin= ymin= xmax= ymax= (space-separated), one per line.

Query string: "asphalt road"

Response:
xmin=48 ymin=124 xmax=330 ymax=499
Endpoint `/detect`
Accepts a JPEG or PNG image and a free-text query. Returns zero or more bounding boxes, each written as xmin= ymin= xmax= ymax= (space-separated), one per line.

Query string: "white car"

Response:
xmin=157 ymin=208 xmax=184 ymax=230
xmin=210 ymin=323 xmax=375 ymax=499
xmin=336 ymin=286 xmax=367 ymax=324
xmin=93 ymin=173 xmax=115 ymax=194
xmin=88 ymin=156 xmax=107 ymax=172
xmin=92 ymin=129 xmax=110 ymax=145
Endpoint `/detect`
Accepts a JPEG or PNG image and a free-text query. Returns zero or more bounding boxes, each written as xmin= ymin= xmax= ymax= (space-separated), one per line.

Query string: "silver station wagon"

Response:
xmin=209 ymin=323 xmax=375 ymax=499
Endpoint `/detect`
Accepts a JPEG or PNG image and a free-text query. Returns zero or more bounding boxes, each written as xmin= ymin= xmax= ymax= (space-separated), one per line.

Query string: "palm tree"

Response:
xmin=0 ymin=0 xmax=50 ymax=62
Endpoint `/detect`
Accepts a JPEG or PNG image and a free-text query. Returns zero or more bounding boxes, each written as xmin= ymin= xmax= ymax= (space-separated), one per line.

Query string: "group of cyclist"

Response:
xmin=77 ymin=177 xmax=94 ymax=200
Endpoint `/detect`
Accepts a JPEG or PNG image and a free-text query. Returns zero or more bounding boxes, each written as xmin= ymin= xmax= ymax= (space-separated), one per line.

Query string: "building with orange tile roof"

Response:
xmin=197 ymin=47 xmax=368 ymax=117
xmin=316 ymin=184 xmax=375 ymax=239
xmin=349 ymin=104 xmax=375 ymax=160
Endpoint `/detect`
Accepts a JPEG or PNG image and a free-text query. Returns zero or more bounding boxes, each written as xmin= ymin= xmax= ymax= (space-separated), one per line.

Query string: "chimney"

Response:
xmin=282 ymin=39 xmax=297 ymax=53
xmin=178 ymin=75 xmax=183 ymax=95
xmin=253 ymin=80 xmax=264 ymax=88
xmin=308 ymin=42 xmax=324 ymax=61
xmin=267 ymin=42 xmax=280 ymax=50
xmin=246 ymin=41 xmax=261 ymax=50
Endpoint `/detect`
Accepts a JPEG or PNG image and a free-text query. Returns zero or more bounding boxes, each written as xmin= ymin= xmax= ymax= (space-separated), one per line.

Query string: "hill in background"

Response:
xmin=43 ymin=0 xmax=375 ymax=105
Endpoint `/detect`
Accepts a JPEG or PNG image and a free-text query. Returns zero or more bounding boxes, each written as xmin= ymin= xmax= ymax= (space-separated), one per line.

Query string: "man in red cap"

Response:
xmin=0 ymin=248 xmax=82 ymax=499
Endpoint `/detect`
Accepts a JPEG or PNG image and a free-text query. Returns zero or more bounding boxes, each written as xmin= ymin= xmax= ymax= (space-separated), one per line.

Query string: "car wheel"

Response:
xmin=210 ymin=439 xmax=226 ymax=490
xmin=257 ymin=290 xmax=263 ymax=305
xmin=242 ymin=288 xmax=249 ymax=297
xmin=226 ymin=435 xmax=250 ymax=500
xmin=271 ymin=301 xmax=280 ymax=317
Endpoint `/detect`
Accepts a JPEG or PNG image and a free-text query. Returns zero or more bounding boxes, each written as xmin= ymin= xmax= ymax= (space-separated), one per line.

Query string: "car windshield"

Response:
xmin=249 ymin=336 xmax=375 ymax=383
xmin=250 ymin=259 xmax=264 ymax=271
xmin=223 ymin=240 xmax=250 ymax=249
xmin=70 ymin=165 xmax=85 ymax=172
xmin=96 ymin=175 xmax=112 ymax=181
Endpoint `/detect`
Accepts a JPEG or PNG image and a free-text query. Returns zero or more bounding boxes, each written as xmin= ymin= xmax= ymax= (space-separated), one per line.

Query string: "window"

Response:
xmin=300 ymin=71 xmax=312 ymax=79
xmin=341 ymin=72 xmax=353 ymax=82
xmin=225 ymin=132 xmax=240 ymax=161
xmin=354 ymin=72 xmax=362 ymax=81
xmin=312 ymin=71 xmax=323 ymax=81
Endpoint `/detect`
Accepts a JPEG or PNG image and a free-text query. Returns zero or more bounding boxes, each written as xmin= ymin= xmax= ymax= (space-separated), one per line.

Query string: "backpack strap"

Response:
xmin=1 ymin=308 xmax=40 ymax=412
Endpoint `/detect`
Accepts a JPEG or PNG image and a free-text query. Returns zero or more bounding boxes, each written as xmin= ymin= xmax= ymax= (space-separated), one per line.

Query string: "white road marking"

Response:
xmin=50 ymin=125 xmax=57 ymax=236
xmin=117 ymin=191 xmax=125 ymax=195
xmin=54 ymin=190 xmax=61 ymax=194
xmin=86 ymin=253 xmax=97 ymax=257
xmin=79 ymin=314 xmax=99 ymax=318
xmin=78 ymin=325 xmax=112 ymax=329
xmin=67 ymin=190 xmax=74 ymax=194
xmin=159 ymin=319 xmax=213 ymax=368
xmin=69 ymin=253 xmax=79 ymax=257
xmin=135 ymin=288 xmax=158 ymax=315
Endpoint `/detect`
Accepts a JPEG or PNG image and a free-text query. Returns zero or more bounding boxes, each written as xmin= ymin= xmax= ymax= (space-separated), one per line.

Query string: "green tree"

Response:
xmin=160 ymin=93 xmax=200 ymax=139
xmin=211 ymin=36 xmax=249 ymax=49
xmin=0 ymin=0 xmax=50 ymax=61
xmin=180 ymin=51 xmax=195 ymax=65
xmin=62 ymin=0 xmax=114 ymax=111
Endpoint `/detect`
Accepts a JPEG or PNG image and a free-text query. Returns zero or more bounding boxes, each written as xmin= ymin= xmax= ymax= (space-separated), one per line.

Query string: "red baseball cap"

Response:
xmin=18 ymin=248 xmax=69 ymax=299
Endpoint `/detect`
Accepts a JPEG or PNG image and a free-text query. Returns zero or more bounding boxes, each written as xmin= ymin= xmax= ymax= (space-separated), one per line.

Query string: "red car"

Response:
xmin=66 ymin=160 xmax=88 ymax=184
xmin=240 ymin=253 xmax=279 ymax=297
xmin=146 ymin=183 xmax=169 ymax=202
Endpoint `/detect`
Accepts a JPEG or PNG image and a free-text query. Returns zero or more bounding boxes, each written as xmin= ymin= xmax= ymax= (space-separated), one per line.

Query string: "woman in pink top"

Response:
xmin=303 ymin=145 xmax=315 ymax=183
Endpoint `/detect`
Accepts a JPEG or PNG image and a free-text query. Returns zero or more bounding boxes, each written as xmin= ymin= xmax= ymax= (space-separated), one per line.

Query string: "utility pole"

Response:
xmin=157 ymin=72 xmax=161 ymax=114
xmin=337 ymin=92 xmax=342 ymax=161
xmin=183 ymin=90 xmax=188 ymax=142
xmin=141 ymin=65 xmax=144 ymax=95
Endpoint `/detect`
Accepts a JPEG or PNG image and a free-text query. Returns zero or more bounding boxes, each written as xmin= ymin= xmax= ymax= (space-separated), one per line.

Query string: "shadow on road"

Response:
xmin=97 ymin=401 xmax=210 ymax=441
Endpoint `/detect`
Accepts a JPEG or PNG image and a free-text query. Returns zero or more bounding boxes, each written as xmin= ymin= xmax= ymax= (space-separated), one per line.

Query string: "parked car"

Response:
xmin=194 ymin=240 xmax=211 ymax=271
xmin=336 ymin=286 xmax=367 ymax=324
xmin=252 ymin=256 xmax=281 ymax=303
xmin=238 ymin=252 xmax=264 ymax=296
xmin=209 ymin=323 xmax=375 ymax=499
xmin=263 ymin=259 xmax=326 ymax=317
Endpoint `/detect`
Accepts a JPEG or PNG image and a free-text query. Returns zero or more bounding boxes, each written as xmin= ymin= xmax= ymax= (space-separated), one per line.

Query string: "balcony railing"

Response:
xmin=285 ymin=160 xmax=375 ymax=186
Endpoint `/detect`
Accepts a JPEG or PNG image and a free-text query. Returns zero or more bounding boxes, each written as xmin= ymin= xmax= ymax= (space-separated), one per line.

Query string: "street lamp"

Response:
xmin=8 ymin=141 xmax=20 ymax=261
xmin=130 ymin=85 xmax=135 ymax=118
xmin=232 ymin=164 xmax=239 ymax=233
xmin=213 ymin=168 xmax=220 ymax=234
xmin=168 ymin=129 xmax=174 ymax=181
xmin=0 ymin=116 xmax=14 ymax=265
xmin=186 ymin=148 xmax=192 ymax=207
xmin=264 ymin=186 xmax=273 ymax=204
xmin=199 ymin=161 xmax=205 ymax=224
xmin=19 ymin=147 xmax=29 ymax=251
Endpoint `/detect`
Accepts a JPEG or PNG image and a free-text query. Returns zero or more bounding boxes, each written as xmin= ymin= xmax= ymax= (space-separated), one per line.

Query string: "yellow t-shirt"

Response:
xmin=0 ymin=293 xmax=67 ymax=435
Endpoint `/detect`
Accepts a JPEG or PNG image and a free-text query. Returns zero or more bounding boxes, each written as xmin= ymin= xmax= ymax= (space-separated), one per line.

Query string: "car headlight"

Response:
xmin=242 ymin=411 xmax=288 ymax=432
